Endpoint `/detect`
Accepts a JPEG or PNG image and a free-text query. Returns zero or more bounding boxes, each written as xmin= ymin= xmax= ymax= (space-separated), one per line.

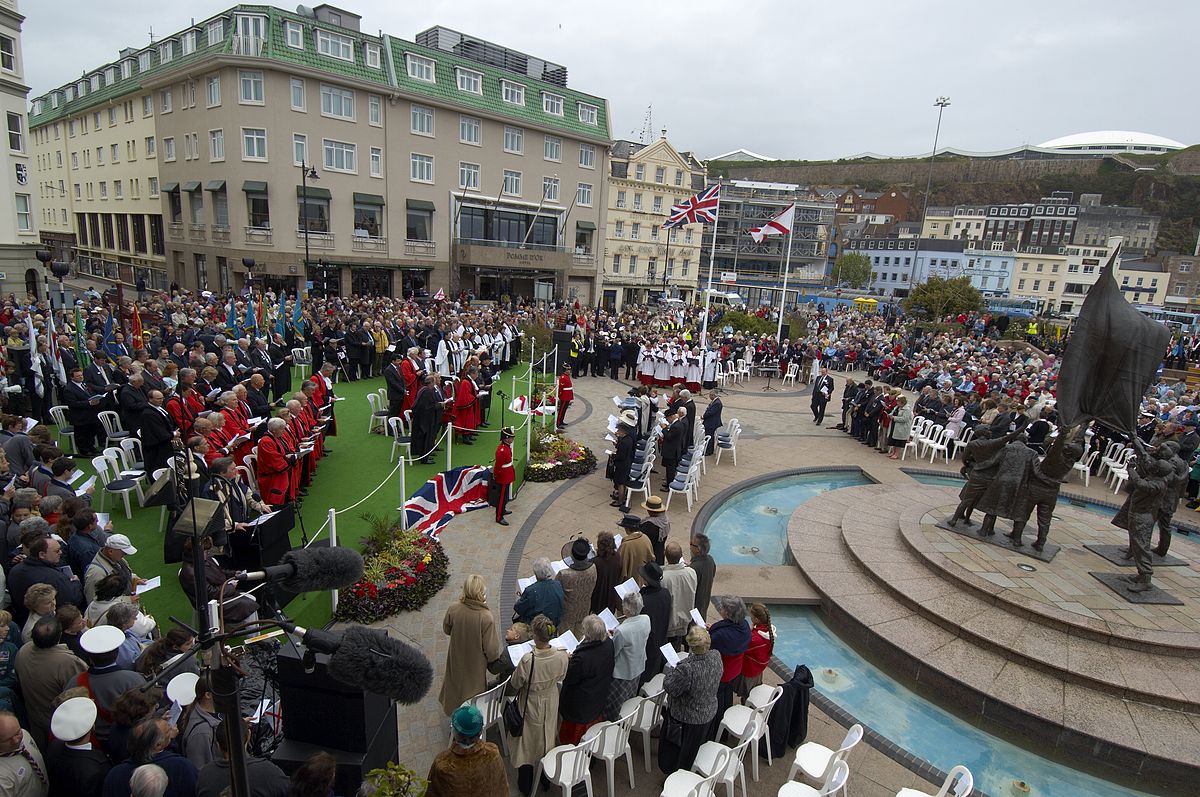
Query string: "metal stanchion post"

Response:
xmin=398 ymin=453 xmax=408 ymax=531
xmin=328 ymin=508 xmax=339 ymax=614
xmin=446 ymin=421 xmax=453 ymax=470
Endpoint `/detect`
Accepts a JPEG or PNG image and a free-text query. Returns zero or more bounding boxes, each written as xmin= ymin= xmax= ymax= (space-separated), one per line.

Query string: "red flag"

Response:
xmin=130 ymin=310 xmax=143 ymax=350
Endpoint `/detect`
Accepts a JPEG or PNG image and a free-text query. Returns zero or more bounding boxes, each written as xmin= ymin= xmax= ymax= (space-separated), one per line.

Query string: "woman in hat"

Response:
xmin=588 ymin=531 xmax=624 ymax=615
xmin=425 ymin=704 xmax=509 ymax=797
xmin=616 ymin=514 xmax=653 ymax=584
xmin=640 ymin=496 xmax=671 ymax=565
xmin=438 ymin=575 xmax=501 ymax=717
xmin=607 ymin=421 xmax=635 ymax=511
xmin=556 ymin=538 xmax=596 ymax=638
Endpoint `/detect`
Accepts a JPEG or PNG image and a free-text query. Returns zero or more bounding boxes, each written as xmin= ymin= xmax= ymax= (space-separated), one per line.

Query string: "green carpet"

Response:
xmin=70 ymin=364 xmax=536 ymax=633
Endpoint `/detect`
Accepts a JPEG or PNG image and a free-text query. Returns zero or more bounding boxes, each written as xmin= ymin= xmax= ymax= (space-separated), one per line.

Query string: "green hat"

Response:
xmin=451 ymin=704 xmax=484 ymax=738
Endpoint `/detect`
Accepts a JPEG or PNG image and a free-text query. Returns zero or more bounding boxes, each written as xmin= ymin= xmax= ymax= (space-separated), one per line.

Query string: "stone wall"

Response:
xmin=724 ymin=156 xmax=1106 ymax=187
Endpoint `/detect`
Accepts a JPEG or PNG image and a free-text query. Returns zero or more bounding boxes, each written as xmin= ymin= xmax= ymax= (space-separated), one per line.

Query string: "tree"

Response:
xmin=903 ymin=276 xmax=983 ymax=320
xmin=831 ymin=253 xmax=872 ymax=289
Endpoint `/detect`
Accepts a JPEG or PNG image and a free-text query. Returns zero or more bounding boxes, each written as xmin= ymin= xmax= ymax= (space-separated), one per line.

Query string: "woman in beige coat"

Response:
xmin=509 ymin=615 xmax=569 ymax=796
xmin=438 ymin=574 xmax=502 ymax=716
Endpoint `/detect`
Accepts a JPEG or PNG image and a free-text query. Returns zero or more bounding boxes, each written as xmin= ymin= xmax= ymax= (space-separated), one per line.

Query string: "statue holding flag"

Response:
xmin=1055 ymin=237 xmax=1172 ymax=591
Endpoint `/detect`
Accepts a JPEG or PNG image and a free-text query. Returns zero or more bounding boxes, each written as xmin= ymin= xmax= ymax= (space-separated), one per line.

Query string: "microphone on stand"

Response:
xmin=236 ymin=546 xmax=364 ymax=593
xmin=275 ymin=619 xmax=433 ymax=705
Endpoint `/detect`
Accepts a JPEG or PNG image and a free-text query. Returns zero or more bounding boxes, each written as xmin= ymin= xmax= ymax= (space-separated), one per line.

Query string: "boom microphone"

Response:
xmin=279 ymin=621 xmax=433 ymax=704
xmin=238 ymin=546 xmax=364 ymax=593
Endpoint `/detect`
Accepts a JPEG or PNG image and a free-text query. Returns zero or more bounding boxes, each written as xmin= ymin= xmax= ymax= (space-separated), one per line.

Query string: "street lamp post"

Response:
xmin=242 ymin=257 xmax=256 ymax=293
xmin=908 ymin=96 xmax=951 ymax=290
xmin=299 ymin=161 xmax=319 ymax=294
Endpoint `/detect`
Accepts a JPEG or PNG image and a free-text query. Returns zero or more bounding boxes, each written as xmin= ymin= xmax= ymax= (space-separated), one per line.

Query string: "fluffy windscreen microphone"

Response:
xmin=239 ymin=547 xmax=364 ymax=591
xmin=325 ymin=626 xmax=433 ymax=704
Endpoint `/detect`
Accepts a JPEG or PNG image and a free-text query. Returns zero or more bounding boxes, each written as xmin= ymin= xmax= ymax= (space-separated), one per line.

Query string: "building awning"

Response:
xmin=297 ymin=185 xmax=332 ymax=200
xmin=406 ymin=198 xmax=435 ymax=212
xmin=182 ymin=181 xmax=202 ymax=192
xmin=576 ymin=220 xmax=596 ymax=231
xmin=353 ymin=192 xmax=385 ymax=206
xmin=161 ymin=182 xmax=180 ymax=193
xmin=242 ymin=180 xmax=268 ymax=194
xmin=204 ymin=180 xmax=226 ymax=191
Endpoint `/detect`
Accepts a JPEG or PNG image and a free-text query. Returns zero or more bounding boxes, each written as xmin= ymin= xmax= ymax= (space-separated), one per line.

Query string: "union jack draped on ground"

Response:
xmin=663 ymin=184 xmax=721 ymax=229
xmin=403 ymin=465 xmax=492 ymax=537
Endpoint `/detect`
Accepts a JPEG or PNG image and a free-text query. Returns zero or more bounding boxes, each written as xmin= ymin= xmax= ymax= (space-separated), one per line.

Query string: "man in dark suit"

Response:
xmin=661 ymin=407 xmax=686 ymax=491
xmin=268 ymin=334 xmax=293 ymax=403
xmin=811 ymin=367 xmax=835 ymax=426
xmin=139 ymin=390 xmax=178 ymax=475
xmin=118 ymin=372 xmax=150 ymax=437
xmin=702 ymin=391 xmax=723 ymax=455
xmin=63 ymin=368 xmax=104 ymax=455
xmin=83 ymin=353 xmax=120 ymax=410
xmin=215 ymin=352 xmax=242 ymax=391
xmin=248 ymin=338 xmax=274 ymax=389
xmin=245 ymin=374 xmax=273 ymax=418
xmin=382 ymin=352 xmax=406 ymax=417
xmin=679 ymin=389 xmax=697 ymax=446
xmin=412 ymin=374 xmax=447 ymax=464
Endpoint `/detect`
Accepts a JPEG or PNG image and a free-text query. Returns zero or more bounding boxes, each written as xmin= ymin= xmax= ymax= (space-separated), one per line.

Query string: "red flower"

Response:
xmin=416 ymin=562 xmax=427 ymax=573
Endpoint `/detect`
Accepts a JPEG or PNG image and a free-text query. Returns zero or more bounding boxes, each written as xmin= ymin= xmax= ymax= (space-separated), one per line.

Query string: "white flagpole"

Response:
xmin=700 ymin=186 xmax=721 ymax=348
xmin=776 ymin=224 xmax=793 ymax=343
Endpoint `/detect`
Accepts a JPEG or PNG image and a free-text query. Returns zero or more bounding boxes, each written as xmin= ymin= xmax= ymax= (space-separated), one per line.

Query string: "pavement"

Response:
xmin=381 ymin=365 xmax=1198 ymax=795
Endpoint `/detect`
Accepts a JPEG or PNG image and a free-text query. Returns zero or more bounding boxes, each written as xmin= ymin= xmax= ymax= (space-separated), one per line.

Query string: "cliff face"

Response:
xmin=715 ymin=152 xmax=1199 ymax=253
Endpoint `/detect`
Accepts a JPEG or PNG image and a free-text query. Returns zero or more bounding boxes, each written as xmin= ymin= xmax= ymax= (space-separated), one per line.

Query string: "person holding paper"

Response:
xmin=438 ymin=575 xmax=501 ymax=717
xmin=555 ymin=539 xmax=595 ymax=638
xmin=139 ymin=391 xmax=178 ymax=476
xmin=82 ymin=534 xmax=145 ymax=605
xmin=511 ymin=559 xmax=563 ymax=628
xmin=602 ymin=592 xmax=649 ymax=721
xmin=255 ymin=419 xmax=295 ymax=509
xmin=509 ymin=615 xmax=568 ymax=797
xmin=557 ymin=614 xmax=614 ymax=745
xmin=45 ymin=457 xmax=95 ymax=504
xmin=616 ymin=515 xmax=652 ymax=586
xmin=661 ymin=542 xmax=698 ymax=651
xmin=658 ymin=625 xmax=722 ymax=775
xmin=588 ymin=531 xmax=624 ymax=615
xmin=638 ymin=562 xmax=671 ymax=684
xmin=62 ymin=368 xmax=104 ymax=456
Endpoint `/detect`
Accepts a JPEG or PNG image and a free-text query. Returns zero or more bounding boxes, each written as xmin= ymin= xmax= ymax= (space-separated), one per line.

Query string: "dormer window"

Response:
xmin=456 ymin=68 xmax=482 ymax=94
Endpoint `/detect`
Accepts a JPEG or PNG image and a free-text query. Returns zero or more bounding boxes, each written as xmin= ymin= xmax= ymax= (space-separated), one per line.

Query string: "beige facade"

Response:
xmin=28 ymin=5 xmax=611 ymax=301
xmin=0 ymin=0 xmax=40 ymax=295
xmin=1163 ymin=252 xmax=1197 ymax=311
xmin=1010 ymin=251 xmax=1068 ymax=312
xmin=600 ymin=136 xmax=705 ymax=310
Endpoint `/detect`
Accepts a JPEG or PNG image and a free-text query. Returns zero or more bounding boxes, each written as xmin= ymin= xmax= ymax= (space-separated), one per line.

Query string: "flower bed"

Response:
xmin=526 ymin=430 xmax=597 ymax=482
xmin=334 ymin=516 xmax=450 ymax=624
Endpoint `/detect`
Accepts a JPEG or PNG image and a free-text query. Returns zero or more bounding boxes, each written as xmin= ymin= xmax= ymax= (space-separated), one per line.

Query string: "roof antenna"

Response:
xmin=148 ymin=25 xmax=155 ymax=44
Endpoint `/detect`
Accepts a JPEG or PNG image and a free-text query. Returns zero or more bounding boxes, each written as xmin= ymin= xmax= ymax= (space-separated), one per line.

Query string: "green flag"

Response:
xmin=74 ymin=307 xmax=92 ymax=369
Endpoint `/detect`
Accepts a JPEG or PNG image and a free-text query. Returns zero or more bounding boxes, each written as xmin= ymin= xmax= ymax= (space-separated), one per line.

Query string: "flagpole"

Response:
xmin=700 ymin=184 xmax=721 ymax=349
xmin=776 ymin=226 xmax=794 ymax=343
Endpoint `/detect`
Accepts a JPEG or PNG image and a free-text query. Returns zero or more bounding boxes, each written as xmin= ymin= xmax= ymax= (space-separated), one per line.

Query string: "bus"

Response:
xmin=1133 ymin=305 xmax=1200 ymax=332
xmin=986 ymin=297 xmax=1039 ymax=318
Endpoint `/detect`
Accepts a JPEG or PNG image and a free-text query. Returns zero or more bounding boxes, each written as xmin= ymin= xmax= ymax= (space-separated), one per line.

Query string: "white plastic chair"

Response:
xmin=621 ymin=693 xmax=665 ymax=774
xmin=119 ymin=437 xmax=146 ymax=470
xmin=91 ymin=456 xmax=137 ymax=519
xmin=665 ymin=459 xmax=703 ymax=512
xmin=662 ymin=746 xmax=728 ymax=797
xmin=291 ymin=347 xmax=311 ymax=383
xmin=388 ymin=416 xmax=412 ymax=463
xmin=236 ymin=464 xmax=258 ymax=496
xmin=717 ymin=684 xmax=784 ymax=782
xmin=532 ymin=734 xmax=598 ymax=797
xmin=456 ymin=677 xmax=511 ymax=756
xmin=1109 ymin=463 xmax=1130 ymax=494
xmin=625 ymin=457 xmax=655 ymax=510
xmin=49 ymin=405 xmax=75 ymax=454
xmin=789 ymin=723 xmax=863 ymax=788
xmin=895 ymin=764 xmax=973 ymax=797
xmin=1072 ymin=449 xmax=1098 ymax=487
xmin=925 ymin=427 xmax=953 ymax=464
xmin=714 ymin=425 xmax=740 ymax=467
xmin=640 ymin=672 xmax=666 ymax=699
xmin=901 ymin=428 xmax=921 ymax=461
xmin=103 ymin=447 xmax=147 ymax=504
xmin=692 ymin=715 xmax=762 ymax=797
xmin=737 ymin=358 xmax=752 ymax=384
xmin=782 ymin=363 xmax=799 ymax=387
xmin=366 ymin=393 xmax=388 ymax=433
xmin=949 ymin=427 xmax=974 ymax=461
xmin=917 ymin=424 xmax=944 ymax=459
xmin=779 ymin=759 xmax=849 ymax=797
xmin=1096 ymin=441 xmax=1124 ymax=480
xmin=582 ymin=711 xmax=638 ymax=797
xmin=98 ymin=410 xmax=130 ymax=447
xmin=1100 ymin=445 xmax=1133 ymax=481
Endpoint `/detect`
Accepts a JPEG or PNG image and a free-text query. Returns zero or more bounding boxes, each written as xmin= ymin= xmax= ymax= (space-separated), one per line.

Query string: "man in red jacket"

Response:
xmin=492 ymin=426 xmax=516 ymax=526
xmin=255 ymin=418 xmax=294 ymax=508
xmin=556 ymin=363 xmax=573 ymax=429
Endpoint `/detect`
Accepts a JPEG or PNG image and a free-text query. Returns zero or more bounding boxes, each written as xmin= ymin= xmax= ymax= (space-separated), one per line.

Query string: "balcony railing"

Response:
xmin=167 ymin=222 xmax=185 ymax=240
xmin=572 ymin=251 xmax=596 ymax=267
xmin=211 ymin=225 xmax=231 ymax=243
xmin=352 ymin=234 xmax=388 ymax=253
xmin=189 ymin=223 xmax=207 ymax=241
xmin=232 ymin=35 xmax=265 ymax=57
xmin=244 ymin=226 xmax=273 ymax=246
xmin=404 ymin=239 xmax=436 ymax=258
xmin=298 ymin=230 xmax=334 ymax=249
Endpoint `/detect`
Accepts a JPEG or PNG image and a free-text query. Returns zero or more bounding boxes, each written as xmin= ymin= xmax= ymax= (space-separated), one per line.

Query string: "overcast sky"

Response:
xmin=21 ymin=0 xmax=1198 ymax=160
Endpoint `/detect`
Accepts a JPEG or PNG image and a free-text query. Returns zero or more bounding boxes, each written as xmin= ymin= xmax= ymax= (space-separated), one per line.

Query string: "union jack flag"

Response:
xmin=663 ymin=184 xmax=721 ymax=229
xmin=403 ymin=465 xmax=492 ymax=537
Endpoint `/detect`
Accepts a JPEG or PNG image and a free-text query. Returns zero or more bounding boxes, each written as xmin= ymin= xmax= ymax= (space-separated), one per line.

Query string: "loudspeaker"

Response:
xmin=551 ymin=329 xmax=574 ymax=373
xmin=276 ymin=637 xmax=394 ymax=751
xmin=272 ymin=713 xmax=398 ymax=796
xmin=780 ymin=323 xmax=791 ymax=341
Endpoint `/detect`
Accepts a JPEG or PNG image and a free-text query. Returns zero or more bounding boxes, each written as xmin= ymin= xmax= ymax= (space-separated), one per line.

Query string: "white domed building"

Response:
xmin=1037 ymin=131 xmax=1187 ymax=156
